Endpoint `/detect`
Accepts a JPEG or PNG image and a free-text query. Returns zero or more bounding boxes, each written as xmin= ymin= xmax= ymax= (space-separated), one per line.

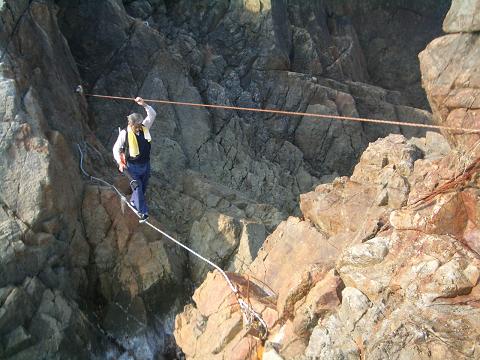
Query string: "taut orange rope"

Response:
xmin=85 ymin=93 xmax=480 ymax=134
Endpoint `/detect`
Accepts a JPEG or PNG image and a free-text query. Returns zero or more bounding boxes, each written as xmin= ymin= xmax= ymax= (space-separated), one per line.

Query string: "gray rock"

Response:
xmin=407 ymin=131 xmax=451 ymax=160
xmin=103 ymin=296 xmax=148 ymax=339
xmin=295 ymin=102 xmax=367 ymax=177
xmin=305 ymin=315 xmax=359 ymax=360
xmin=125 ymin=0 xmax=153 ymax=19
xmin=325 ymin=0 xmax=449 ymax=109
xmin=443 ymin=0 xmax=480 ymax=33
xmin=339 ymin=237 xmax=389 ymax=267
xmin=394 ymin=105 xmax=432 ymax=139
xmin=189 ymin=210 xmax=242 ymax=283
xmin=227 ymin=220 xmax=266 ymax=273
xmin=2 ymin=326 xmax=33 ymax=357
xmin=291 ymin=27 xmax=323 ymax=76
xmin=0 ymin=286 xmax=13 ymax=307
xmin=0 ymin=288 xmax=33 ymax=336
xmin=424 ymin=259 xmax=478 ymax=300
xmin=338 ymin=287 xmax=371 ymax=331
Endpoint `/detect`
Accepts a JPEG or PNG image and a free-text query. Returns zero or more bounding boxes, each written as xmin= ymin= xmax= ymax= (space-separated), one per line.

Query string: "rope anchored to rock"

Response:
xmin=76 ymin=144 xmax=269 ymax=340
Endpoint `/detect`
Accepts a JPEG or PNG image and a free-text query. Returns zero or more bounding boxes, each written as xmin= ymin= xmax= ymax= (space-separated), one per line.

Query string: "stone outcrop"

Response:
xmin=175 ymin=132 xmax=480 ymax=359
xmin=443 ymin=0 xmax=480 ymax=32
xmin=419 ymin=0 xmax=480 ymax=153
xmin=173 ymin=4 xmax=480 ymax=356
xmin=0 ymin=1 xmax=104 ymax=357
xmin=1 ymin=1 xmax=185 ymax=358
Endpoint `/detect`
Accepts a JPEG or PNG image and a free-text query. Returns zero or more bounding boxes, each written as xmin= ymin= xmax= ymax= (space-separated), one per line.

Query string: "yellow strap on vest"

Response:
xmin=127 ymin=126 xmax=151 ymax=158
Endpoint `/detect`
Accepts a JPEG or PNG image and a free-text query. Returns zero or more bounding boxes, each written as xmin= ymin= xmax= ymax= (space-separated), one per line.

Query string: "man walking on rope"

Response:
xmin=113 ymin=97 xmax=156 ymax=221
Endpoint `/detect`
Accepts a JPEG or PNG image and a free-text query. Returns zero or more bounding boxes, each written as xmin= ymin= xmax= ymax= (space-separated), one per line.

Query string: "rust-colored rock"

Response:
xmin=420 ymin=31 xmax=480 ymax=152
xmin=176 ymin=131 xmax=480 ymax=359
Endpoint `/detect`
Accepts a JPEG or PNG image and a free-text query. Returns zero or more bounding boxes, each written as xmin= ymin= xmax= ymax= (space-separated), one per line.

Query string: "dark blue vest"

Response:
xmin=126 ymin=129 xmax=151 ymax=164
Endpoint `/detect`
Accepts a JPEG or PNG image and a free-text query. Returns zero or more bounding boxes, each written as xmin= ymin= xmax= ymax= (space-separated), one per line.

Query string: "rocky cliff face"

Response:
xmin=0 ymin=1 xmax=103 ymax=358
xmin=419 ymin=0 xmax=480 ymax=153
xmin=176 ymin=131 xmax=480 ymax=359
xmin=0 ymin=0 xmax=471 ymax=359
xmin=174 ymin=1 xmax=480 ymax=359
xmin=325 ymin=0 xmax=451 ymax=109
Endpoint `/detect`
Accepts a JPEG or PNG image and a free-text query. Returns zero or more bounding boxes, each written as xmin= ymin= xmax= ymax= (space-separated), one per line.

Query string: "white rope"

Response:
xmin=143 ymin=217 xmax=239 ymax=294
xmin=144 ymin=219 xmax=267 ymax=338
xmin=76 ymin=144 xmax=268 ymax=339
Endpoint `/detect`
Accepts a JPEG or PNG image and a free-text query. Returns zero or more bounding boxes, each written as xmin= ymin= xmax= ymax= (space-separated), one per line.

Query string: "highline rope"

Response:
xmin=84 ymin=93 xmax=480 ymax=134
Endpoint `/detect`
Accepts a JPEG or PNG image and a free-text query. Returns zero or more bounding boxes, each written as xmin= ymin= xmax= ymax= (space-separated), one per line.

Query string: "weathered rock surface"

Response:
xmin=0 ymin=0 xmax=109 ymax=357
xmin=0 ymin=0 xmax=459 ymax=359
xmin=175 ymin=132 xmax=480 ymax=360
xmin=420 ymin=0 xmax=480 ymax=153
xmin=0 ymin=0 xmax=189 ymax=358
xmin=443 ymin=0 xmax=480 ymax=32
xmin=325 ymin=0 xmax=451 ymax=109
xmin=55 ymin=0 xmax=439 ymax=216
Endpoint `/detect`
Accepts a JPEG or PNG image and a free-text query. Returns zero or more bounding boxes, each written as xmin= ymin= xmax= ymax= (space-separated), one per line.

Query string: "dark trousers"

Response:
xmin=127 ymin=161 xmax=151 ymax=214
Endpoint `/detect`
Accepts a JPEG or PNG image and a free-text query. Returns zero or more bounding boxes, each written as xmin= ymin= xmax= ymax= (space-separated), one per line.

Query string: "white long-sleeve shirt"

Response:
xmin=113 ymin=104 xmax=157 ymax=164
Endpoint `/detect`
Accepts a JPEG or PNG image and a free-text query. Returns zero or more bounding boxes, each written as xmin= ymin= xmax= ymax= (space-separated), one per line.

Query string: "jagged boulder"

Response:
xmin=175 ymin=215 xmax=345 ymax=360
xmin=420 ymin=0 xmax=480 ymax=152
xmin=443 ymin=0 xmax=480 ymax=32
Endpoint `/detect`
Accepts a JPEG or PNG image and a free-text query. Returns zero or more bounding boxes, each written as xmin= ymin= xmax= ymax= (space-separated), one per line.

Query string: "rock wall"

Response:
xmin=419 ymin=0 xmax=480 ymax=153
xmin=174 ymin=1 xmax=480 ymax=359
xmin=0 ymin=1 xmax=105 ymax=357
xmin=57 ymin=0 xmax=436 ymax=214
xmin=0 ymin=1 xmax=185 ymax=358
xmin=326 ymin=0 xmax=451 ymax=109
xmin=175 ymin=132 xmax=480 ymax=359
xmin=0 ymin=0 xmax=458 ymax=359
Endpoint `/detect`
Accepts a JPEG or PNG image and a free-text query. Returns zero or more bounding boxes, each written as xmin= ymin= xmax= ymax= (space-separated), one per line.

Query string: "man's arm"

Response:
xmin=135 ymin=97 xmax=156 ymax=130
xmin=112 ymin=129 xmax=127 ymax=170
xmin=142 ymin=104 xmax=156 ymax=130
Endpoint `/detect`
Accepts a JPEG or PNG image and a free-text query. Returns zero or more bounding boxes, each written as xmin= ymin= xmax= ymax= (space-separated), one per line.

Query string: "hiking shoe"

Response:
xmin=139 ymin=213 xmax=149 ymax=223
